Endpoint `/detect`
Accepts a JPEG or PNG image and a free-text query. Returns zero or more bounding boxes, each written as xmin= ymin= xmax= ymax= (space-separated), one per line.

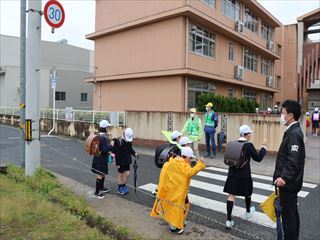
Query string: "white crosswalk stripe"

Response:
xmin=139 ymin=166 xmax=317 ymax=229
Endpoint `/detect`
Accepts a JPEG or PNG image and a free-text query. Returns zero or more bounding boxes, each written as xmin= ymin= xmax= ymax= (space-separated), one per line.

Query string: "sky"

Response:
xmin=0 ymin=0 xmax=319 ymax=50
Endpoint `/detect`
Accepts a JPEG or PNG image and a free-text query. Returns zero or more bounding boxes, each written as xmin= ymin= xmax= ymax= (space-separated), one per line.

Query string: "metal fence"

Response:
xmin=0 ymin=106 xmax=126 ymax=126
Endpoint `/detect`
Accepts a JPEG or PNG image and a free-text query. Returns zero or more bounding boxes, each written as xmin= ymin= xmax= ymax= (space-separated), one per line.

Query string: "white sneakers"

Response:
xmin=226 ymin=206 xmax=255 ymax=229
xmin=244 ymin=206 xmax=256 ymax=220
xmin=225 ymin=220 xmax=234 ymax=229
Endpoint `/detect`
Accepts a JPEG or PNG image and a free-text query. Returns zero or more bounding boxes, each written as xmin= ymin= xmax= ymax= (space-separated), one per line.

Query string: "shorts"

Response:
xmin=118 ymin=164 xmax=130 ymax=173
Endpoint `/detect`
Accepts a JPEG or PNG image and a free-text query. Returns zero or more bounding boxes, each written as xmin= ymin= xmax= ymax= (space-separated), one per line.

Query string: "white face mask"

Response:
xmin=280 ymin=114 xmax=287 ymax=125
xmin=206 ymin=107 xmax=210 ymax=111
xmin=190 ymin=113 xmax=195 ymax=118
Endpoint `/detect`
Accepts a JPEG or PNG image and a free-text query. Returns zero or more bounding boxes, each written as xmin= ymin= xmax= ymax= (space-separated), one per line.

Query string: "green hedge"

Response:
xmin=196 ymin=93 xmax=259 ymax=113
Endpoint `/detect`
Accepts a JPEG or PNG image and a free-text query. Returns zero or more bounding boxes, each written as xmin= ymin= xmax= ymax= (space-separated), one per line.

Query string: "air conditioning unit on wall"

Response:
xmin=235 ymin=21 xmax=244 ymax=33
xmin=266 ymin=76 xmax=273 ymax=87
xmin=267 ymin=41 xmax=274 ymax=51
xmin=234 ymin=65 xmax=244 ymax=80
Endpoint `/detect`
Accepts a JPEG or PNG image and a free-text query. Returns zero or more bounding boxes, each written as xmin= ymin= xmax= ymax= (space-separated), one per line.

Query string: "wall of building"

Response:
xmin=282 ymin=24 xmax=299 ymax=101
xmin=93 ymin=76 xmax=185 ymax=112
xmin=94 ymin=17 xmax=185 ymax=79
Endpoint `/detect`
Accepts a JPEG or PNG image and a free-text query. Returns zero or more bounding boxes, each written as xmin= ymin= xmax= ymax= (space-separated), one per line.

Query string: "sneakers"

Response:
xmin=225 ymin=220 xmax=234 ymax=229
xmin=117 ymin=186 xmax=126 ymax=195
xmin=152 ymin=188 xmax=158 ymax=196
xmin=122 ymin=185 xmax=129 ymax=194
xmin=94 ymin=192 xmax=107 ymax=199
xmin=101 ymin=187 xmax=110 ymax=194
xmin=169 ymin=225 xmax=184 ymax=235
xmin=210 ymin=153 xmax=216 ymax=159
xmin=204 ymin=152 xmax=210 ymax=157
xmin=244 ymin=206 xmax=255 ymax=220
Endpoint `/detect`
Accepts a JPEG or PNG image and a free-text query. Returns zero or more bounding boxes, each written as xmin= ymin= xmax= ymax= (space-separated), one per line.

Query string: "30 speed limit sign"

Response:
xmin=44 ymin=0 xmax=65 ymax=29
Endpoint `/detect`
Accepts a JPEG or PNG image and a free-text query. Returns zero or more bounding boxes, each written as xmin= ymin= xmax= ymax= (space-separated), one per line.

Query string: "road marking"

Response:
xmin=206 ymin=167 xmax=317 ymax=189
xmin=139 ymin=183 xmax=276 ymax=229
xmin=197 ymin=171 xmax=310 ymax=197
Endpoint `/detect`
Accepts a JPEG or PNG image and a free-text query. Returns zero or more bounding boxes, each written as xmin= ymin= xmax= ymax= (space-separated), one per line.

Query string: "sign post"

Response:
xmin=48 ymin=67 xmax=57 ymax=135
xmin=44 ymin=0 xmax=65 ymax=33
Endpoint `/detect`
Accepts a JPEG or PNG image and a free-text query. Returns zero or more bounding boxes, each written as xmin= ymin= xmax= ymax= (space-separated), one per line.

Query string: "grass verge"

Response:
xmin=1 ymin=165 xmax=142 ymax=240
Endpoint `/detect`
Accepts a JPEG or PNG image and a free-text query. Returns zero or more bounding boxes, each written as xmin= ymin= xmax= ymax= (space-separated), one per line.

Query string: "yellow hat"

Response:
xmin=205 ymin=102 xmax=213 ymax=107
xmin=190 ymin=108 xmax=197 ymax=113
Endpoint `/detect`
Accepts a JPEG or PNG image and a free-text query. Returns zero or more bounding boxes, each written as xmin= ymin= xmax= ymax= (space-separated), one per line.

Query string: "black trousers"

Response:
xmin=280 ymin=190 xmax=300 ymax=240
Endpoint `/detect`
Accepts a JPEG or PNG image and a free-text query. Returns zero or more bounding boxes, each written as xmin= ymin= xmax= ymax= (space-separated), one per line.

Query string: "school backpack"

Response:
xmin=224 ymin=141 xmax=248 ymax=168
xmin=154 ymin=144 xmax=178 ymax=168
xmin=84 ymin=134 xmax=100 ymax=156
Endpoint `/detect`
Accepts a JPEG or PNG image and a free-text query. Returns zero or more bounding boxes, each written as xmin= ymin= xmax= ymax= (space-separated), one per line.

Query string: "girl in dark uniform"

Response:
xmin=223 ymin=125 xmax=268 ymax=228
xmin=91 ymin=120 xmax=113 ymax=199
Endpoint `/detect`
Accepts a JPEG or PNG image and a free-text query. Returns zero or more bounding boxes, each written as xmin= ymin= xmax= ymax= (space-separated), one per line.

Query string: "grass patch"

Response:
xmin=1 ymin=165 xmax=142 ymax=240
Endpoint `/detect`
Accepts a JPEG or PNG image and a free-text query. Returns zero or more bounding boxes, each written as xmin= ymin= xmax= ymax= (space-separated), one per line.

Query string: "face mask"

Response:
xmin=206 ymin=107 xmax=209 ymax=111
xmin=280 ymin=114 xmax=287 ymax=125
xmin=190 ymin=113 xmax=195 ymax=118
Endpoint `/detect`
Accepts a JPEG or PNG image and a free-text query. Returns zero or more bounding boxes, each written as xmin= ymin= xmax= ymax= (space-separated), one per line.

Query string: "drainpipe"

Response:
xmin=185 ymin=16 xmax=189 ymax=111
xmin=281 ymin=25 xmax=284 ymax=103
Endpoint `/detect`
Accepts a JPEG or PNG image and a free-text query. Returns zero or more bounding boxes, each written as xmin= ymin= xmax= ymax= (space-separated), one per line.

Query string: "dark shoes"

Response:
xmin=101 ymin=187 xmax=110 ymax=193
xmin=169 ymin=225 xmax=184 ymax=235
xmin=94 ymin=192 xmax=107 ymax=199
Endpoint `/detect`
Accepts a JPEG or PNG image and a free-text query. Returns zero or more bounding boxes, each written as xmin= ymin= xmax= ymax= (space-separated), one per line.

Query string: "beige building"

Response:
xmin=273 ymin=8 xmax=320 ymax=111
xmin=87 ymin=0 xmax=284 ymax=112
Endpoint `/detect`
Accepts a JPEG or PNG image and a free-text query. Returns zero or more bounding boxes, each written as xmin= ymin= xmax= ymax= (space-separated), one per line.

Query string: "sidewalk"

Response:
xmin=134 ymin=135 xmax=320 ymax=184
xmin=55 ymin=173 xmax=241 ymax=240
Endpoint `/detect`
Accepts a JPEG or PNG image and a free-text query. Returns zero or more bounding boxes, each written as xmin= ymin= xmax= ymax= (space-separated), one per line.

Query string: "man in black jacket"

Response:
xmin=273 ymin=100 xmax=306 ymax=240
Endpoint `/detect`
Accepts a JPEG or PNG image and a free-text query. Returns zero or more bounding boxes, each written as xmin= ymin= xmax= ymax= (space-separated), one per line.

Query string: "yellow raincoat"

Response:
xmin=150 ymin=157 xmax=206 ymax=229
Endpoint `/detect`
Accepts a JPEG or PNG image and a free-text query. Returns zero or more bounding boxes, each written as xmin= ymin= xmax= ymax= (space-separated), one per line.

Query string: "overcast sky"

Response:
xmin=1 ymin=0 xmax=319 ymax=50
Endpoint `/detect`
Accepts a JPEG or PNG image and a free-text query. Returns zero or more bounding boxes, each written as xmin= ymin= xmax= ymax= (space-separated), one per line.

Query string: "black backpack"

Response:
xmin=224 ymin=141 xmax=248 ymax=168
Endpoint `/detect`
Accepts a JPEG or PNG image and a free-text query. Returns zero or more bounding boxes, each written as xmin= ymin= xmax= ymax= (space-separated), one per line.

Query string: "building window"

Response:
xmin=228 ymin=42 xmax=235 ymax=62
xmin=244 ymin=8 xmax=258 ymax=33
xmin=243 ymin=90 xmax=256 ymax=101
xmin=228 ymin=88 xmax=234 ymax=97
xmin=81 ymin=93 xmax=88 ymax=102
xmin=222 ymin=0 xmax=240 ymax=21
xmin=244 ymin=48 xmax=257 ymax=72
xmin=261 ymin=58 xmax=274 ymax=76
xmin=188 ymin=79 xmax=215 ymax=108
xmin=55 ymin=91 xmax=66 ymax=101
xmin=260 ymin=93 xmax=273 ymax=110
xmin=261 ymin=22 xmax=274 ymax=41
xmin=202 ymin=0 xmax=215 ymax=7
xmin=190 ymin=24 xmax=215 ymax=58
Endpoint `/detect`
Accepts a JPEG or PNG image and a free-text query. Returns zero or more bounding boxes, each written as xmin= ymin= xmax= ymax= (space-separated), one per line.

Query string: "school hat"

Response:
xmin=206 ymin=102 xmax=213 ymax=107
xmin=190 ymin=108 xmax=197 ymax=113
xmin=171 ymin=131 xmax=182 ymax=140
xmin=239 ymin=125 xmax=253 ymax=135
xmin=99 ymin=120 xmax=111 ymax=128
xmin=181 ymin=147 xmax=196 ymax=159
xmin=124 ymin=128 xmax=133 ymax=142
xmin=315 ymin=108 xmax=319 ymax=112
xmin=179 ymin=136 xmax=193 ymax=146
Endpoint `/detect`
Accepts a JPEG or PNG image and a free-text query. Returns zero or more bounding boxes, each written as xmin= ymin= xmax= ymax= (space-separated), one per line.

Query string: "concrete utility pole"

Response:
xmin=25 ymin=0 xmax=42 ymax=175
xmin=20 ymin=0 xmax=26 ymax=168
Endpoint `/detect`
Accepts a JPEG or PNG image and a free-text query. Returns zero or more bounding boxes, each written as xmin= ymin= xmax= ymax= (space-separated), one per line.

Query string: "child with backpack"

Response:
xmin=112 ymin=128 xmax=139 ymax=195
xmin=223 ymin=125 xmax=268 ymax=228
xmin=91 ymin=120 xmax=113 ymax=199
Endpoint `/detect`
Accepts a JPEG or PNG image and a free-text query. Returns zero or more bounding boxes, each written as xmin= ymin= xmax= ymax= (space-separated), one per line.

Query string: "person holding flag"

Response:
xmin=181 ymin=108 xmax=202 ymax=157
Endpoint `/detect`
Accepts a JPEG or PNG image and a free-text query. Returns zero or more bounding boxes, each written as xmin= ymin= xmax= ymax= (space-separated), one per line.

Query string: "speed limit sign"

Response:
xmin=44 ymin=0 xmax=65 ymax=29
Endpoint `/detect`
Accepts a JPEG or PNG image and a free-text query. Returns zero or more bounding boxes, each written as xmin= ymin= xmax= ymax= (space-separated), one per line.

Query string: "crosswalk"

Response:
xmin=139 ymin=166 xmax=317 ymax=229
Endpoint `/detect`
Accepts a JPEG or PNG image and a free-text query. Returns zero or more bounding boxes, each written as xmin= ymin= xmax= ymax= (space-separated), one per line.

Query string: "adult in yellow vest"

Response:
xmin=150 ymin=147 xmax=206 ymax=234
xmin=204 ymin=102 xmax=219 ymax=158
xmin=181 ymin=108 xmax=203 ymax=157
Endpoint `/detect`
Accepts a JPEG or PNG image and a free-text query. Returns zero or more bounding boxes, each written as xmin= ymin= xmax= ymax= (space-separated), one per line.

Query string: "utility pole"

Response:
xmin=20 ymin=0 xmax=26 ymax=168
xmin=25 ymin=0 xmax=42 ymax=175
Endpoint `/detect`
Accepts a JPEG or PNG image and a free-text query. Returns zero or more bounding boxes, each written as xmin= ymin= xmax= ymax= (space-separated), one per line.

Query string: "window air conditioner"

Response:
xmin=235 ymin=21 xmax=244 ymax=33
xmin=266 ymin=76 xmax=273 ymax=87
xmin=267 ymin=41 xmax=274 ymax=51
xmin=234 ymin=65 xmax=244 ymax=80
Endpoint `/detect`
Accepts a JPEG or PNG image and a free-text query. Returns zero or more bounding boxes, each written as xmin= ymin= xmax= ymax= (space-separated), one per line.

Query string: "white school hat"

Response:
xmin=181 ymin=147 xmax=196 ymax=159
xmin=179 ymin=136 xmax=193 ymax=146
xmin=124 ymin=128 xmax=133 ymax=142
xmin=239 ymin=125 xmax=253 ymax=135
xmin=99 ymin=120 xmax=111 ymax=128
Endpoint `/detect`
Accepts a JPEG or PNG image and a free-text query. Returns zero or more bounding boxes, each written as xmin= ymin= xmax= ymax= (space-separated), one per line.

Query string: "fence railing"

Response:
xmin=0 ymin=106 xmax=126 ymax=126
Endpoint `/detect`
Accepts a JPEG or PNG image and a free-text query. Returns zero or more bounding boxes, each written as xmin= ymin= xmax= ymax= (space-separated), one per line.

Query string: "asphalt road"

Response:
xmin=1 ymin=124 xmax=319 ymax=240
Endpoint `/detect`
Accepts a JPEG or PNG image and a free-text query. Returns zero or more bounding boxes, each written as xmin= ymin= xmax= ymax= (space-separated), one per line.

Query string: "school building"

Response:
xmin=86 ymin=0 xmax=319 ymax=112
